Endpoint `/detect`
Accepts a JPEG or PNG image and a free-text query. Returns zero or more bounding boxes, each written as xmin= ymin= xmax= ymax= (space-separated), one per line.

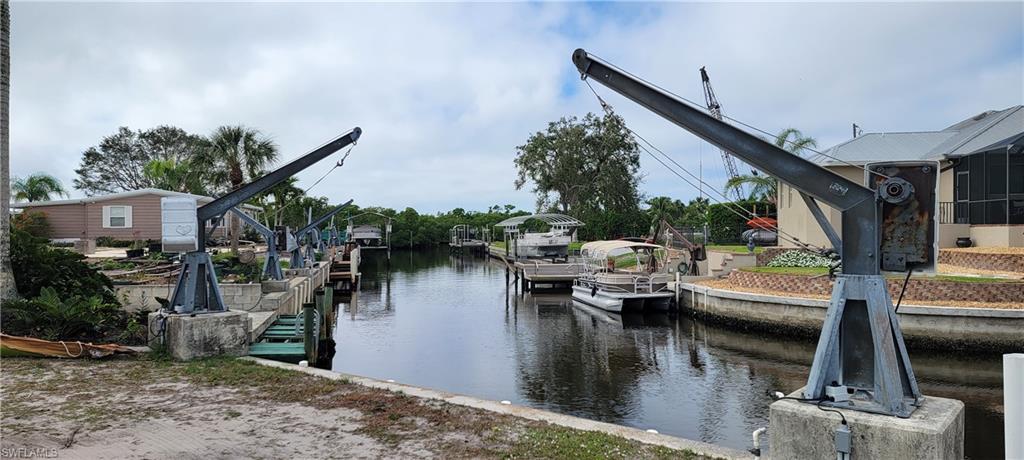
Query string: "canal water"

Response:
xmin=332 ymin=248 xmax=1005 ymax=458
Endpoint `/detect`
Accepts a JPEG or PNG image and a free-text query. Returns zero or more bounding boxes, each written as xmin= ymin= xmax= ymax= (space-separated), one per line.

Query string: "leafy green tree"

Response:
xmin=74 ymin=126 xmax=210 ymax=195
xmin=12 ymin=173 xmax=67 ymax=202
xmin=143 ymin=158 xmax=208 ymax=195
xmin=203 ymin=125 xmax=278 ymax=253
xmin=724 ymin=128 xmax=818 ymax=203
xmin=514 ymin=111 xmax=642 ymax=217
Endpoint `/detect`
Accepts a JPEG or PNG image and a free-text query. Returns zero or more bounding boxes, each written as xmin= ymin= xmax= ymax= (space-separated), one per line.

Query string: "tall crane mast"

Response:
xmin=700 ymin=66 xmax=744 ymax=201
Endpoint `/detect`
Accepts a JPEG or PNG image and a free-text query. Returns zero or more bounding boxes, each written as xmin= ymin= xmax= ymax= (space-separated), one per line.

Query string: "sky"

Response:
xmin=9 ymin=1 xmax=1023 ymax=214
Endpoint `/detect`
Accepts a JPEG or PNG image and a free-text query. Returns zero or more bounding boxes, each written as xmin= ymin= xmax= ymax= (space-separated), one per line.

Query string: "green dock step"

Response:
xmin=248 ymin=342 xmax=305 ymax=361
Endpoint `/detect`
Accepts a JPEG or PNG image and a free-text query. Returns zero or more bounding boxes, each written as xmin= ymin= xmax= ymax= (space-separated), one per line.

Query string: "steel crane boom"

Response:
xmin=573 ymin=48 xmax=928 ymax=418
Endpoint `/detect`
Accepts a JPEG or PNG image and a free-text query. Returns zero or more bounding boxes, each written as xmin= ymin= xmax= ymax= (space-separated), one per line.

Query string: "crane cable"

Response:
xmin=271 ymin=143 xmax=356 ymax=222
xmin=583 ymin=79 xmax=831 ymax=255
xmin=581 ymin=51 xmax=891 ymax=180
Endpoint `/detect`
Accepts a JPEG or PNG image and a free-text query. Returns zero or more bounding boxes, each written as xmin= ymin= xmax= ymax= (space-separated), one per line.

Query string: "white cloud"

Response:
xmin=9 ymin=2 xmax=1022 ymax=213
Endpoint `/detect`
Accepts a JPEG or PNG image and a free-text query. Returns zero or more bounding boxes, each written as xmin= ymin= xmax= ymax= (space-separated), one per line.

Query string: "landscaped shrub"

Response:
xmin=9 ymin=229 xmax=118 ymax=304
xmin=3 ymin=230 xmax=144 ymax=344
xmin=95 ymin=236 xmax=134 ymax=248
xmin=11 ymin=210 xmax=51 ymax=238
xmin=0 ymin=287 xmax=137 ymax=342
xmin=767 ymin=250 xmax=832 ymax=268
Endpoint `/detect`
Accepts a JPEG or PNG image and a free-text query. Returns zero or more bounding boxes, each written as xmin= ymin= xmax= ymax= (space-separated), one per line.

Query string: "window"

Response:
xmin=953 ymin=150 xmax=1021 ymax=225
xmin=103 ymin=205 xmax=132 ymax=228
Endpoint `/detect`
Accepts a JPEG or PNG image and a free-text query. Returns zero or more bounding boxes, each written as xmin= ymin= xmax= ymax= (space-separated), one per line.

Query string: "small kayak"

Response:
xmin=0 ymin=333 xmax=135 ymax=359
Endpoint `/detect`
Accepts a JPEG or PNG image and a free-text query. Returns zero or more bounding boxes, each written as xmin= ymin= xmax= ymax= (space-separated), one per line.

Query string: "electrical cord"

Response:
xmin=894 ymin=265 xmax=914 ymax=313
xmin=771 ymin=392 xmax=847 ymax=425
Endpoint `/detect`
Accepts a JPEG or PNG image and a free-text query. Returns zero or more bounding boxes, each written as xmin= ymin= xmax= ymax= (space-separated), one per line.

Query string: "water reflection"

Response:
xmin=332 ymin=248 xmax=1004 ymax=458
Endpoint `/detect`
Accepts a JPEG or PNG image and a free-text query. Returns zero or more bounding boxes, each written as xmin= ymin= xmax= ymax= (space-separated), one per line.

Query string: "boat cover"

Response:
xmin=0 ymin=333 xmax=136 ymax=359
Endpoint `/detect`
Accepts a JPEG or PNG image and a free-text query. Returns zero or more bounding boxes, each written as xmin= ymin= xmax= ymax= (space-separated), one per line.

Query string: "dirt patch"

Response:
xmin=1 ymin=357 xmax=707 ymax=459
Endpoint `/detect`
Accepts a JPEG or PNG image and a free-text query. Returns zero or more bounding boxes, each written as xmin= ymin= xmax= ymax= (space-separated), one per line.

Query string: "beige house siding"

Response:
xmin=85 ymin=195 xmax=163 ymax=240
xmin=31 ymin=203 xmax=88 ymax=239
xmin=777 ymin=165 xmax=861 ymax=249
xmin=25 ymin=192 xmax=235 ymax=242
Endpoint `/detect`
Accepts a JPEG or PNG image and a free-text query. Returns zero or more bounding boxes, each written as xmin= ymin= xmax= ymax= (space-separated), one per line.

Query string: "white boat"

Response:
xmin=513 ymin=231 xmax=572 ymax=259
xmin=571 ymin=240 xmax=673 ymax=313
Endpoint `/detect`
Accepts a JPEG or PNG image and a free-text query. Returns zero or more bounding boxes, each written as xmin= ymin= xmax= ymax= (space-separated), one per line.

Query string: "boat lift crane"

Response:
xmin=168 ymin=128 xmax=361 ymax=314
xmin=574 ymin=49 xmax=934 ymax=417
xmin=227 ymin=207 xmax=285 ymax=280
xmin=290 ymin=200 xmax=355 ymax=269
xmin=700 ymin=66 xmax=744 ymax=201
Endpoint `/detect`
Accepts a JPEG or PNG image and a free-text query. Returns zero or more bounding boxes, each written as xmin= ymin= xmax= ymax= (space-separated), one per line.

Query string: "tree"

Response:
xmin=12 ymin=173 xmax=68 ymax=202
xmin=0 ymin=0 xmax=15 ymax=302
xmin=514 ymin=111 xmax=642 ymax=216
xmin=644 ymin=196 xmax=684 ymax=236
xmin=724 ymin=128 xmax=818 ymax=203
xmin=204 ymin=125 xmax=278 ymax=252
xmin=74 ymin=126 xmax=210 ymax=195
xmin=143 ymin=158 xmax=208 ymax=195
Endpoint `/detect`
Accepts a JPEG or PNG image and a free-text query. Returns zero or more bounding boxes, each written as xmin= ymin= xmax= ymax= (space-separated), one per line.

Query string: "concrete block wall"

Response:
xmin=939 ymin=249 xmax=1024 ymax=273
xmin=726 ymin=269 xmax=1024 ymax=304
xmin=116 ymin=283 xmax=262 ymax=312
xmin=119 ymin=261 xmax=331 ymax=315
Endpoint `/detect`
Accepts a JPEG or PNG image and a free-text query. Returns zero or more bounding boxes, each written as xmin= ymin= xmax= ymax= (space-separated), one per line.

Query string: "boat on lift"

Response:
xmin=571 ymin=240 xmax=673 ymax=313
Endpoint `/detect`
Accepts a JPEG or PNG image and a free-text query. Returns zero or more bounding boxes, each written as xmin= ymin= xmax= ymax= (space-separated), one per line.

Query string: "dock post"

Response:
xmin=323 ymin=286 xmax=334 ymax=338
xmin=314 ymin=288 xmax=326 ymax=341
xmin=303 ymin=303 xmax=316 ymax=364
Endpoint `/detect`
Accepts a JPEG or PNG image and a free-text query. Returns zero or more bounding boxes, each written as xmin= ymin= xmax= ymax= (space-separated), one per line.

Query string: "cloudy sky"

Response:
xmin=9 ymin=2 xmax=1022 ymax=213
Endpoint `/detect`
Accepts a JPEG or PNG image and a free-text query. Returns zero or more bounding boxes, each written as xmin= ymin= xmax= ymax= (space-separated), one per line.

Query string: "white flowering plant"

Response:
xmin=766 ymin=250 xmax=832 ymax=268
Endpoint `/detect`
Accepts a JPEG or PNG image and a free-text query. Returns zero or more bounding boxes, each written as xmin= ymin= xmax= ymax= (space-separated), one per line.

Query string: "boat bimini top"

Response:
xmin=580 ymin=240 xmax=667 ymax=273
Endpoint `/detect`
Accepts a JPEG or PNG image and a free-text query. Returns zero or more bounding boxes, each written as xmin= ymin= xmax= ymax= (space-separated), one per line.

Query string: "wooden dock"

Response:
xmin=489 ymin=244 xmax=583 ymax=291
xmin=328 ymin=245 xmax=361 ymax=293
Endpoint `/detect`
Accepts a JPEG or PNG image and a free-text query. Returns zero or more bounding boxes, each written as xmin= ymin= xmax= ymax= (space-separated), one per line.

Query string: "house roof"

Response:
xmin=494 ymin=213 xmax=584 ymax=228
xmin=814 ymin=105 xmax=1024 ymax=166
xmin=958 ymin=131 xmax=1024 ymax=157
xmin=11 ymin=188 xmax=262 ymax=211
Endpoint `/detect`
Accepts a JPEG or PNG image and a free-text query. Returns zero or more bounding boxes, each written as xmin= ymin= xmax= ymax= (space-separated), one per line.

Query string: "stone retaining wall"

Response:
xmin=727 ymin=269 xmax=1024 ymax=304
xmin=938 ymin=249 xmax=1024 ymax=273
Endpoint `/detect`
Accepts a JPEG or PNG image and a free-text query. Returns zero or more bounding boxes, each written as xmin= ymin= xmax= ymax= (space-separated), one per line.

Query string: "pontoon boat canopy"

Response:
xmin=494 ymin=213 xmax=584 ymax=229
xmin=581 ymin=240 xmax=664 ymax=257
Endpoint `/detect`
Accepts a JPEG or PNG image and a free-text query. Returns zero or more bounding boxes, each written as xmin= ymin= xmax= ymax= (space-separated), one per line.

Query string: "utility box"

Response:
xmin=866 ymin=161 xmax=940 ymax=273
xmin=161 ymin=197 xmax=198 ymax=253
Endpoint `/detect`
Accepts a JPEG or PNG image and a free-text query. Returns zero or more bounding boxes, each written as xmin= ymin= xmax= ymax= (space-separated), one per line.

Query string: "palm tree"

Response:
xmin=204 ymin=125 xmax=278 ymax=253
xmin=645 ymin=196 xmax=682 ymax=237
xmin=12 ymin=173 xmax=69 ymax=202
xmin=1 ymin=0 xmax=16 ymax=302
xmin=724 ymin=128 xmax=817 ymax=203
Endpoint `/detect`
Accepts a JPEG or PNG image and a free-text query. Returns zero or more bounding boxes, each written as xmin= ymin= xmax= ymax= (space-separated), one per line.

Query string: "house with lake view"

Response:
xmin=778 ymin=105 xmax=1024 ymax=249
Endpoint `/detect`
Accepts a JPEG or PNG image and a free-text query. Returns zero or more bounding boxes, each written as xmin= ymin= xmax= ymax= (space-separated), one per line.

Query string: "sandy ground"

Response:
xmin=1 ymin=357 xmax=702 ymax=460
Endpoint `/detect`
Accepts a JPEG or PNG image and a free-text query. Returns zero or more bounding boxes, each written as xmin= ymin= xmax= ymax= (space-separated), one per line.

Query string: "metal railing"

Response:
xmin=939 ymin=201 xmax=955 ymax=224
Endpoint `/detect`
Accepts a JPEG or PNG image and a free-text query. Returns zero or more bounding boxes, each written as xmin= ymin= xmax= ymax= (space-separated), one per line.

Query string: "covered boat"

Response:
xmin=571 ymin=240 xmax=673 ymax=313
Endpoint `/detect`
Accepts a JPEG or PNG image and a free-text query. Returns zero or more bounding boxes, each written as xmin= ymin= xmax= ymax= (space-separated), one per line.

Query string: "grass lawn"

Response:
xmin=706 ymin=244 xmax=764 ymax=254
